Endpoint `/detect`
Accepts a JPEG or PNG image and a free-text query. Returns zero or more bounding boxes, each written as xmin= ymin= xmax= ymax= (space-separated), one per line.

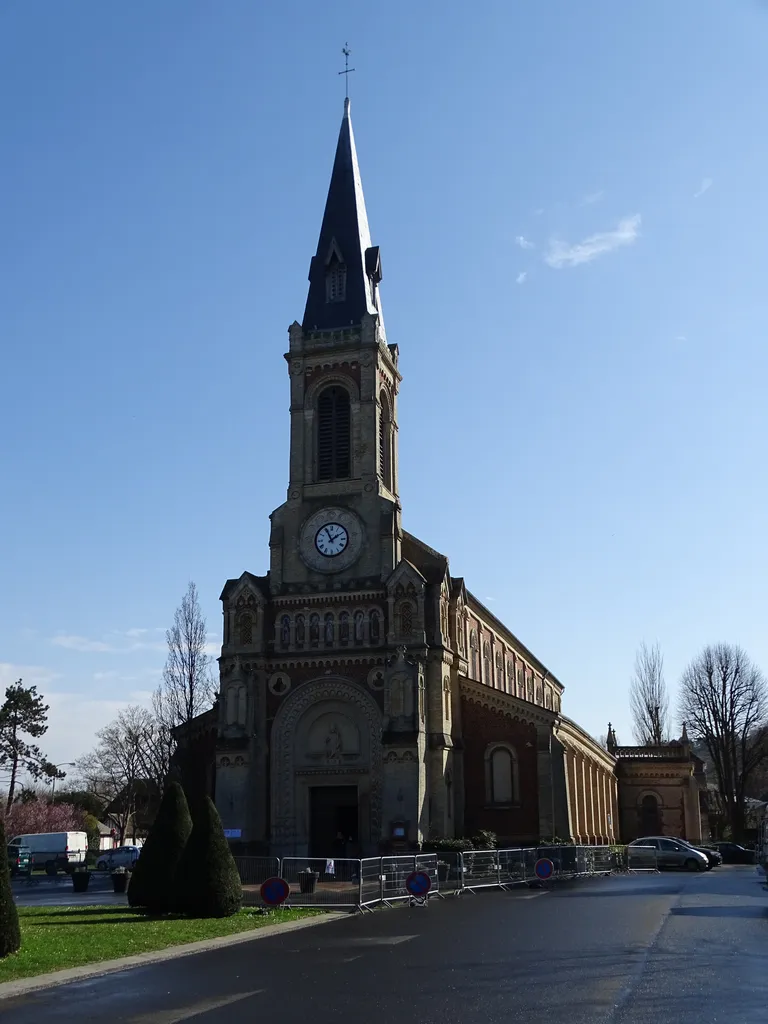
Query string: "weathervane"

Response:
xmin=338 ymin=43 xmax=355 ymax=98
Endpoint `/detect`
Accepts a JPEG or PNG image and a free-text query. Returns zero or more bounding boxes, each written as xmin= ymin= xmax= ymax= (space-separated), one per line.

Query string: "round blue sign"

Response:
xmin=405 ymin=870 xmax=432 ymax=897
xmin=260 ymin=876 xmax=290 ymax=906
xmin=534 ymin=857 xmax=554 ymax=880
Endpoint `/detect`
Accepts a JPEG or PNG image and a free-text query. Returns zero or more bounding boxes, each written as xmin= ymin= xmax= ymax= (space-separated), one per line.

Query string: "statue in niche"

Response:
xmin=325 ymin=723 xmax=343 ymax=763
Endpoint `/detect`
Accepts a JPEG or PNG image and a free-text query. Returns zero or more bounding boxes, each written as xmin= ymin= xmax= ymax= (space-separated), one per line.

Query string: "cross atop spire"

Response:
xmin=338 ymin=43 xmax=355 ymax=99
xmin=302 ymin=99 xmax=383 ymax=332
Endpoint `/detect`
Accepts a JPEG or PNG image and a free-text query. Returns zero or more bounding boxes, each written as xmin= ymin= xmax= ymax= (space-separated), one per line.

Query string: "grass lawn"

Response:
xmin=0 ymin=906 xmax=322 ymax=984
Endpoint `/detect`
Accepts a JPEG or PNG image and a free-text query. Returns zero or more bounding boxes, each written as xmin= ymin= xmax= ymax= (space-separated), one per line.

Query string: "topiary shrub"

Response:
xmin=172 ymin=796 xmax=242 ymax=919
xmin=128 ymin=782 xmax=192 ymax=914
xmin=0 ymin=817 xmax=21 ymax=958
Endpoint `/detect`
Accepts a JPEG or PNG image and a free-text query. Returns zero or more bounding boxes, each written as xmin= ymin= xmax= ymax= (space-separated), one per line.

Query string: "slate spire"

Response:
xmin=302 ymin=98 xmax=383 ymax=331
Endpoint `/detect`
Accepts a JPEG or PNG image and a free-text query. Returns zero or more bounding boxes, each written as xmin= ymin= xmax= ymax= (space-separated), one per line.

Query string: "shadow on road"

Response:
xmin=670 ymin=905 xmax=768 ymax=919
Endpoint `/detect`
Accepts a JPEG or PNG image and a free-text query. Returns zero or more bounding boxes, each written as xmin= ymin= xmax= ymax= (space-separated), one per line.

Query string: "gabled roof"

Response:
xmin=219 ymin=571 xmax=269 ymax=602
xmin=401 ymin=531 xmax=449 ymax=584
xmin=302 ymin=98 xmax=384 ymax=332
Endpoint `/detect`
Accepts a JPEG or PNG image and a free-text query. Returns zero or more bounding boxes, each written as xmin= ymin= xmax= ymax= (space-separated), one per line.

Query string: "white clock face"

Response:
xmin=299 ymin=507 xmax=363 ymax=574
xmin=315 ymin=523 xmax=349 ymax=557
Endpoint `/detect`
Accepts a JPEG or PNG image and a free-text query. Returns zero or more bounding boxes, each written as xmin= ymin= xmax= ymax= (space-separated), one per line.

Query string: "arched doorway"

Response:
xmin=639 ymin=793 xmax=662 ymax=835
xmin=270 ymin=678 xmax=382 ymax=857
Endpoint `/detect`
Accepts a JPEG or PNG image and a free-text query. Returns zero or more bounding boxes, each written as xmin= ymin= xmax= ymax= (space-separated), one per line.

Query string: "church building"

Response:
xmin=206 ymin=99 xmax=617 ymax=856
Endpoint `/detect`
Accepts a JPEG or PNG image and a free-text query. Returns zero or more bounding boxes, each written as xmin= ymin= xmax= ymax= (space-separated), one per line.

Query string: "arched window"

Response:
xmin=317 ymin=386 xmax=351 ymax=481
xmin=399 ymin=602 xmax=413 ymax=636
xmin=508 ymin=660 xmax=514 ymax=693
xmin=325 ymin=253 xmax=346 ymax=303
xmin=369 ymin=610 xmax=381 ymax=644
xmin=226 ymin=686 xmax=237 ymax=725
xmin=354 ymin=610 xmax=365 ymax=643
xmin=544 ymin=687 xmax=551 ymax=710
xmin=295 ymin=614 xmax=305 ymax=647
xmin=309 ymin=613 xmax=320 ymax=648
xmin=470 ymin=629 xmax=478 ymax=679
xmin=495 ymin=651 xmax=503 ymax=689
xmin=483 ymin=642 xmax=491 ymax=684
xmin=379 ymin=390 xmax=392 ymax=490
xmin=280 ymin=615 xmax=291 ymax=647
xmin=527 ymin=675 xmax=534 ymax=703
xmin=535 ymin=681 xmax=542 ymax=704
xmin=237 ymin=613 xmax=253 ymax=646
xmin=324 ymin=612 xmax=334 ymax=646
xmin=485 ymin=744 xmax=519 ymax=805
xmin=339 ymin=611 xmax=350 ymax=645
xmin=444 ymin=678 xmax=451 ymax=720
xmin=456 ymin=613 xmax=464 ymax=652
xmin=237 ymin=685 xmax=247 ymax=726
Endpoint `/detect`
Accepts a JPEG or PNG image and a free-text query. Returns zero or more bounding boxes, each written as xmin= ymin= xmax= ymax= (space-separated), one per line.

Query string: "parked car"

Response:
xmin=7 ymin=832 xmax=87 ymax=875
xmin=96 ymin=845 xmax=141 ymax=871
xmin=710 ymin=842 xmax=755 ymax=865
xmin=627 ymin=837 xmax=710 ymax=871
xmin=686 ymin=844 xmax=722 ymax=868
xmin=7 ymin=844 xmax=33 ymax=877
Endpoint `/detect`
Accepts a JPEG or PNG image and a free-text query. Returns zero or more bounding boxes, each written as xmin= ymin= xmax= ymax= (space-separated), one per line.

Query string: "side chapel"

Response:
xmin=192 ymin=99 xmax=617 ymax=856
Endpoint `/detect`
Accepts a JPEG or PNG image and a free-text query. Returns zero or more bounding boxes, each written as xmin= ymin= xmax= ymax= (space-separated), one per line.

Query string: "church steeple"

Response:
xmin=302 ymin=98 xmax=383 ymax=332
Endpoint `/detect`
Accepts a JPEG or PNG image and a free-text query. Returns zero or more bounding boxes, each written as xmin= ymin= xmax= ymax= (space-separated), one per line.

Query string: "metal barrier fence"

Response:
xmin=235 ymin=845 xmax=626 ymax=910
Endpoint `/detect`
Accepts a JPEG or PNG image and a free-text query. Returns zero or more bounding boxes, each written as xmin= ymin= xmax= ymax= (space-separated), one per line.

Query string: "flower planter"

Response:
xmin=72 ymin=872 xmax=91 ymax=893
xmin=298 ymin=870 xmax=318 ymax=894
xmin=111 ymin=871 xmax=130 ymax=893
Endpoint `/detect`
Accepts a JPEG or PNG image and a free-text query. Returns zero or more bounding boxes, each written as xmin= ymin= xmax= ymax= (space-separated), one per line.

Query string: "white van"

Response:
xmin=7 ymin=831 xmax=88 ymax=874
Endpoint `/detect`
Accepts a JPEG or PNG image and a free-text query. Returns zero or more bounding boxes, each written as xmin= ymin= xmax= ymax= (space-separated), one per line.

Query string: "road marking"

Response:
xmin=128 ymin=990 xmax=264 ymax=1023
xmin=342 ymin=955 xmax=363 ymax=962
xmin=520 ymin=891 xmax=549 ymax=899
xmin=326 ymin=935 xmax=417 ymax=947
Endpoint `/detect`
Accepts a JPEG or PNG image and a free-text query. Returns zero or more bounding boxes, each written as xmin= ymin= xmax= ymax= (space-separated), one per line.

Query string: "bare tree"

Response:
xmin=630 ymin=642 xmax=670 ymax=745
xmin=156 ymin=581 xmax=215 ymax=729
xmin=74 ymin=706 xmax=149 ymax=843
xmin=678 ymin=643 xmax=768 ymax=840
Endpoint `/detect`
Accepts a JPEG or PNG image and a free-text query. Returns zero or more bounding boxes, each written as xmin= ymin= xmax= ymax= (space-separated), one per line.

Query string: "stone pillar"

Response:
xmin=594 ymin=765 xmax=603 ymax=843
xmin=536 ymin=725 xmax=555 ymax=840
xmin=587 ymin=760 xmax=596 ymax=844
xmin=561 ymin=745 xmax=575 ymax=842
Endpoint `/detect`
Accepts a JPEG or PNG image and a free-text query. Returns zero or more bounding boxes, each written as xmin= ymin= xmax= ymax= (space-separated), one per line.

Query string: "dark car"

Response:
xmin=7 ymin=844 xmax=33 ymax=877
xmin=689 ymin=844 xmax=722 ymax=868
xmin=711 ymin=842 xmax=755 ymax=865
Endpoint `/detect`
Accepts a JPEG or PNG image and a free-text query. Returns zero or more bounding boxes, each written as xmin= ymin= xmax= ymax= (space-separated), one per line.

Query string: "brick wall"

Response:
xmin=461 ymin=696 xmax=539 ymax=844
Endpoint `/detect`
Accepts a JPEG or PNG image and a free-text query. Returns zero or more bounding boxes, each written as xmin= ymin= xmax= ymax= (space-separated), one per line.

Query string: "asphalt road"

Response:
xmin=3 ymin=866 xmax=767 ymax=1023
xmin=12 ymin=875 xmax=127 ymax=907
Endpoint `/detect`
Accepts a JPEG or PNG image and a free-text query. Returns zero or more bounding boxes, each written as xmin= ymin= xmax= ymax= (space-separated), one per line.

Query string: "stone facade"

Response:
xmin=609 ymin=729 xmax=709 ymax=844
xmin=184 ymin=98 xmax=623 ymax=856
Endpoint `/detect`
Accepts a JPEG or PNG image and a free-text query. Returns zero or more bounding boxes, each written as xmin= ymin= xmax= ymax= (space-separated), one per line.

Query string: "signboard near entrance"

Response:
xmin=534 ymin=858 xmax=555 ymax=881
xmin=405 ymin=870 xmax=432 ymax=898
xmin=223 ymin=829 xmax=242 ymax=839
xmin=260 ymin=877 xmax=290 ymax=907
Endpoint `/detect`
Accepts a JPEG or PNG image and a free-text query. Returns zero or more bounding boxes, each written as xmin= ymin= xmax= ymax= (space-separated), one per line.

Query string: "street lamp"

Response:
xmin=49 ymin=763 xmax=75 ymax=803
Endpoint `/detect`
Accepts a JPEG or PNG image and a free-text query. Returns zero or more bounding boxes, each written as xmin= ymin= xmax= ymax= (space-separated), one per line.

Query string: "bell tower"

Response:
xmin=269 ymin=98 xmax=402 ymax=594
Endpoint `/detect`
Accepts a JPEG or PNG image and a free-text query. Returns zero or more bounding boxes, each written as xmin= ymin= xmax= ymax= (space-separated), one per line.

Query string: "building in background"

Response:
xmin=608 ymin=724 xmax=710 ymax=843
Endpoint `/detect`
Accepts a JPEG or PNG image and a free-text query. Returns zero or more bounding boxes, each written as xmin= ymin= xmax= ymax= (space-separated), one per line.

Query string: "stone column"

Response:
xmin=536 ymin=724 xmax=555 ymax=840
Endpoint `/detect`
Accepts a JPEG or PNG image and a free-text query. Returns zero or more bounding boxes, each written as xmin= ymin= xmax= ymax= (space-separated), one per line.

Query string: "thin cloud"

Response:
xmin=516 ymin=272 xmax=527 ymax=285
xmin=580 ymin=190 xmax=604 ymax=206
xmin=515 ymin=235 xmax=535 ymax=250
xmin=545 ymin=214 xmax=641 ymax=269
xmin=50 ymin=631 xmax=165 ymax=654
xmin=693 ymin=178 xmax=712 ymax=198
xmin=52 ymin=634 xmax=113 ymax=652
xmin=675 ymin=334 xmax=688 ymax=342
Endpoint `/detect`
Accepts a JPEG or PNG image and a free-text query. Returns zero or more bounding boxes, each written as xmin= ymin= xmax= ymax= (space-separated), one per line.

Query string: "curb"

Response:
xmin=0 ymin=911 xmax=348 ymax=1001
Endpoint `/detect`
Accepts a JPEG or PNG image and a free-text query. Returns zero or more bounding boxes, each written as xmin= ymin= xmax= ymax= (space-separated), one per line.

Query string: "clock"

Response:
xmin=299 ymin=507 xmax=363 ymax=573
xmin=315 ymin=523 xmax=349 ymax=557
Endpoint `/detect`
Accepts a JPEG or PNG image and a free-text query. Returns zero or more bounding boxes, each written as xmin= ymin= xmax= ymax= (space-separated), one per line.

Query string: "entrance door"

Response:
xmin=309 ymin=786 xmax=358 ymax=858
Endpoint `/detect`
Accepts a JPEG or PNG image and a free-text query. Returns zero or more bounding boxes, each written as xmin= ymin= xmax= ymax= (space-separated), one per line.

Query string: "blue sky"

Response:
xmin=2 ymin=0 xmax=767 ymax=768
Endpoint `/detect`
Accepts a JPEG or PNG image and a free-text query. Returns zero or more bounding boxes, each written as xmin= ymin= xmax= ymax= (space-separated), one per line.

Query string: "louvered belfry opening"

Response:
xmin=317 ymin=385 xmax=351 ymax=481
